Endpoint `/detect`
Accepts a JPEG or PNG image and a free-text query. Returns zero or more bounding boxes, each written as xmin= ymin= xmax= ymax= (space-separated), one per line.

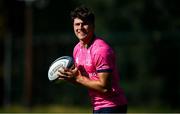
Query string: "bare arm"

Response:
xmin=57 ymin=67 xmax=112 ymax=93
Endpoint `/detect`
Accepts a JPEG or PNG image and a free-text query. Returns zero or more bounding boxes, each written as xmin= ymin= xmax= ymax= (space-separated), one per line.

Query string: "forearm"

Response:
xmin=75 ymin=75 xmax=111 ymax=93
xmin=57 ymin=67 xmax=112 ymax=93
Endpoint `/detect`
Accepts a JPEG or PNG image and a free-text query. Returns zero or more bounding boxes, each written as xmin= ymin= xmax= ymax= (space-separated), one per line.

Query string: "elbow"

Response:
xmin=102 ymin=88 xmax=108 ymax=93
xmin=101 ymin=88 xmax=111 ymax=93
xmin=100 ymin=84 xmax=112 ymax=93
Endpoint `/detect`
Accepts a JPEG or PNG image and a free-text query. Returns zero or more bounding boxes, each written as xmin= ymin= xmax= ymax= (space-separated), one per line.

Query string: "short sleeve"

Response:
xmin=93 ymin=47 xmax=115 ymax=73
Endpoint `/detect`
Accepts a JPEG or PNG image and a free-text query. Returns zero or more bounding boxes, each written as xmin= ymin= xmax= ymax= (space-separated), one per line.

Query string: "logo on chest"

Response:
xmin=76 ymin=57 xmax=92 ymax=66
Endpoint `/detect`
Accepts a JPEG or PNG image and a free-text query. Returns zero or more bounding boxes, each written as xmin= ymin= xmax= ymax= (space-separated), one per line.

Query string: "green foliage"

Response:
xmin=1 ymin=0 xmax=180 ymax=112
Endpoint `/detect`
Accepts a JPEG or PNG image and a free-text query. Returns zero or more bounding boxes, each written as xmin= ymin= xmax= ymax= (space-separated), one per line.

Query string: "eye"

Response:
xmin=74 ymin=23 xmax=80 ymax=26
xmin=84 ymin=22 xmax=88 ymax=25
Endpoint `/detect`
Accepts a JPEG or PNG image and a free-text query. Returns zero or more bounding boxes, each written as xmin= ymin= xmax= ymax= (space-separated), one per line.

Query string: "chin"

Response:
xmin=78 ymin=35 xmax=87 ymax=40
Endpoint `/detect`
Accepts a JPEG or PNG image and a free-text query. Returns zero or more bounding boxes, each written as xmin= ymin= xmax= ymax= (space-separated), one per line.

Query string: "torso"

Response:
xmin=73 ymin=37 xmax=127 ymax=110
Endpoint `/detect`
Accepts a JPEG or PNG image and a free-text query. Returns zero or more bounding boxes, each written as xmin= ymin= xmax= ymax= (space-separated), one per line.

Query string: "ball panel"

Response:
xmin=48 ymin=56 xmax=74 ymax=81
xmin=48 ymin=59 xmax=69 ymax=81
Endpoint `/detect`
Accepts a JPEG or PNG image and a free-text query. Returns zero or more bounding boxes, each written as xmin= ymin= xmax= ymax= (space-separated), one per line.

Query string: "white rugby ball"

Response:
xmin=48 ymin=56 xmax=74 ymax=81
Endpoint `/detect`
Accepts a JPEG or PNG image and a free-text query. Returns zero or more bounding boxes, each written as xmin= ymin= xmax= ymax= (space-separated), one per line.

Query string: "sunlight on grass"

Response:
xmin=0 ymin=104 xmax=91 ymax=113
xmin=0 ymin=104 xmax=179 ymax=113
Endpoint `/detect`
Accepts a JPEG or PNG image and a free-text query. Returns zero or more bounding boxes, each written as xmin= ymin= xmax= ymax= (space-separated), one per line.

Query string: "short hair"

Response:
xmin=70 ymin=6 xmax=95 ymax=25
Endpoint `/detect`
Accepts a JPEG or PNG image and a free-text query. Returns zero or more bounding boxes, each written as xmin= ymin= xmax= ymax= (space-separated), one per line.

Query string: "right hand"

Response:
xmin=57 ymin=67 xmax=80 ymax=82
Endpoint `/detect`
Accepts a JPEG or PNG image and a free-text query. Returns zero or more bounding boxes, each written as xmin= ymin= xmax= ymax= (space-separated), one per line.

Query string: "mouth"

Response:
xmin=77 ymin=30 xmax=87 ymax=36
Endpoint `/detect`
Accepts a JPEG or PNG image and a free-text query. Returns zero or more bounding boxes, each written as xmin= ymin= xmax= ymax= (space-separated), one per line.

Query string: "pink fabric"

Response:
xmin=73 ymin=37 xmax=127 ymax=110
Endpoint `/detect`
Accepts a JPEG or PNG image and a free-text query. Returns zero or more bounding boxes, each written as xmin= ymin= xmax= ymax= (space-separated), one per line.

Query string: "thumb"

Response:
xmin=72 ymin=67 xmax=81 ymax=77
xmin=72 ymin=67 xmax=78 ymax=73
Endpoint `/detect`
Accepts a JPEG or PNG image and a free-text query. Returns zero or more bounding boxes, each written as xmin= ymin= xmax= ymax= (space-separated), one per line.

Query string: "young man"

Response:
xmin=58 ymin=6 xmax=128 ymax=113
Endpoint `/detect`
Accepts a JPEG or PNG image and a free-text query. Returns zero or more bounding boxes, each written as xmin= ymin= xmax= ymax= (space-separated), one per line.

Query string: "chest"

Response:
xmin=75 ymin=48 xmax=96 ymax=74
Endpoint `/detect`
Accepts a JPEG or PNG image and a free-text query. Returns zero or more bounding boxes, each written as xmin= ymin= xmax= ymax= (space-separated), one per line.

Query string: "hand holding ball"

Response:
xmin=48 ymin=56 xmax=74 ymax=81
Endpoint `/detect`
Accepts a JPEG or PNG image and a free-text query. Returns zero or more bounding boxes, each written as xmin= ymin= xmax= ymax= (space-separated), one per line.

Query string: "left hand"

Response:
xmin=57 ymin=67 xmax=79 ymax=82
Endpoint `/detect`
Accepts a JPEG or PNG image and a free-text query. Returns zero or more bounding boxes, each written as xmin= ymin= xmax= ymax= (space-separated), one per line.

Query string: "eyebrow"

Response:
xmin=74 ymin=21 xmax=88 ymax=25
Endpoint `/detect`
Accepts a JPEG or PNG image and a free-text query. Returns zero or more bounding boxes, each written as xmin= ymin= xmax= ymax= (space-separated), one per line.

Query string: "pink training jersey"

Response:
xmin=73 ymin=37 xmax=127 ymax=110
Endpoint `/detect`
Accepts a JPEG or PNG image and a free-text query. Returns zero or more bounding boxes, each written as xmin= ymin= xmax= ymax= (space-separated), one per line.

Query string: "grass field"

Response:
xmin=0 ymin=104 xmax=91 ymax=113
xmin=0 ymin=104 xmax=179 ymax=113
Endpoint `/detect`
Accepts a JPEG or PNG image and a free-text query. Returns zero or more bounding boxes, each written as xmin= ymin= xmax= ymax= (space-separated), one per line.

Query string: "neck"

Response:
xmin=80 ymin=34 xmax=95 ymax=48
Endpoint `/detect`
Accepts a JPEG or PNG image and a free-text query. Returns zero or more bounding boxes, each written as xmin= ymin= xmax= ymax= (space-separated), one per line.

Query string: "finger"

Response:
xmin=58 ymin=77 xmax=66 ymax=80
xmin=70 ymin=64 xmax=75 ymax=69
xmin=58 ymin=76 xmax=67 ymax=80
xmin=57 ymin=71 xmax=67 ymax=77
xmin=58 ymin=68 xmax=68 ymax=76
xmin=57 ymin=71 xmax=73 ymax=79
xmin=58 ymin=68 xmax=65 ymax=73
xmin=71 ymin=67 xmax=79 ymax=75
xmin=58 ymin=75 xmax=70 ymax=80
xmin=64 ymin=71 xmax=73 ymax=76
xmin=63 ymin=67 xmax=69 ymax=72
xmin=72 ymin=67 xmax=78 ymax=72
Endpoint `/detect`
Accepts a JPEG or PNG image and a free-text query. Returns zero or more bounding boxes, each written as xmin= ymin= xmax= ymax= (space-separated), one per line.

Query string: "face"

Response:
xmin=73 ymin=18 xmax=94 ymax=44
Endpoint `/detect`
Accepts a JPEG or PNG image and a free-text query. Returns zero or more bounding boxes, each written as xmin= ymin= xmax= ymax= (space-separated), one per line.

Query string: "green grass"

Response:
xmin=0 ymin=104 xmax=179 ymax=113
xmin=0 ymin=104 xmax=91 ymax=113
xmin=128 ymin=105 xmax=180 ymax=113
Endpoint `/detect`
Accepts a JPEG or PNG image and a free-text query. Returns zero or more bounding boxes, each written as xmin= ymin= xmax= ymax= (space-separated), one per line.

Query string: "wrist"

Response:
xmin=76 ymin=75 xmax=83 ymax=83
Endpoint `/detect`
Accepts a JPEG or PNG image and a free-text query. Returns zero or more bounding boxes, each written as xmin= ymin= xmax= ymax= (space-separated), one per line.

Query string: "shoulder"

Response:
xmin=93 ymin=37 xmax=109 ymax=46
xmin=91 ymin=37 xmax=115 ymax=69
xmin=73 ymin=42 xmax=81 ymax=56
xmin=74 ymin=42 xmax=81 ymax=50
xmin=92 ymin=37 xmax=114 ymax=54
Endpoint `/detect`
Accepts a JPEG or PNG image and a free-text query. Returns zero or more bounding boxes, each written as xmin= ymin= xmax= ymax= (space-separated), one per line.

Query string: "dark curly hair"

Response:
xmin=70 ymin=6 xmax=95 ymax=25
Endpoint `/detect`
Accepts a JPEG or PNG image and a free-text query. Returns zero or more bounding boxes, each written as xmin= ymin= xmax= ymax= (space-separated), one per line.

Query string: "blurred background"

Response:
xmin=0 ymin=0 xmax=180 ymax=113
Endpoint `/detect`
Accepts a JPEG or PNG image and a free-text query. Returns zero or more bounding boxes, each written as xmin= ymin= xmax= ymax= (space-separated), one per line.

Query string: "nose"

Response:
xmin=78 ymin=23 xmax=83 ymax=29
xmin=79 ymin=24 xmax=83 ymax=29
